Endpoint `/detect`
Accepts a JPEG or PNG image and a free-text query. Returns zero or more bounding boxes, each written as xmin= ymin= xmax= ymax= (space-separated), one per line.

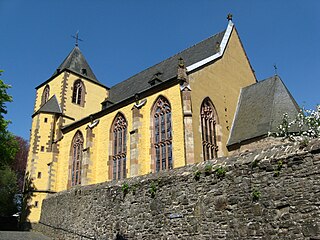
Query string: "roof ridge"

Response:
xmin=110 ymin=30 xmax=226 ymax=90
xmin=268 ymin=77 xmax=278 ymax=132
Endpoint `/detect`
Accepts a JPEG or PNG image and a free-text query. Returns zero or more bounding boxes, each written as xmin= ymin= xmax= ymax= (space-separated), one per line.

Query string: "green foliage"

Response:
xmin=0 ymin=70 xmax=13 ymax=131
xmin=194 ymin=170 xmax=201 ymax=181
xmin=215 ymin=166 xmax=226 ymax=179
xmin=149 ymin=181 xmax=157 ymax=198
xmin=204 ymin=163 xmax=213 ymax=175
xmin=252 ymin=189 xmax=261 ymax=202
xmin=121 ymin=182 xmax=129 ymax=196
xmin=273 ymin=160 xmax=283 ymax=177
xmin=0 ymin=132 xmax=18 ymax=167
xmin=251 ymin=159 xmax=259 ymax=168
xmin=0 ymin=71 xmax=18 ymax=167
xmin=273 ymin=170 xmax=280 ymax=177
xmin=0 ymin=165 xmax=18 ymax=216
xmin=277 ymin=160 xmax=283 ymax=170
xmin=0 ymin=71 xmax=20 ymax=217
xmin=131 ymin=184 xmax=138 ymax=195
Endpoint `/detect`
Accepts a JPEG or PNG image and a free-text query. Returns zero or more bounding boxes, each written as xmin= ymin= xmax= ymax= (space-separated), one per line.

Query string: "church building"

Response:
xmin=26 ymin=17 xmax=300 ymax=223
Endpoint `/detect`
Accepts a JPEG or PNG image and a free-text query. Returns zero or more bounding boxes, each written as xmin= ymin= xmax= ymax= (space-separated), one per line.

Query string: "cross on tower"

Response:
xmin=72 ymin=31 xmax=83 ymax=47
xmin=273 ymin=64 xmax=278 ymax=76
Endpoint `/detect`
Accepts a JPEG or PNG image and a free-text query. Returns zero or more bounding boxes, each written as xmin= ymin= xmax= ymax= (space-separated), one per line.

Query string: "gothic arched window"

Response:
xmin=70 ymin=131 xmax=84 ymax=186
xmin=72 ymin=80 xmax=85 ymax=106
xmin=152 ymin=96 xmax=172 ymax=172
xmin=111 ymin=113 xmax=127 ymax=180
xmin=200 ymin=98 xmax=218 ymax=161
xmin=41 ymin=85 xmax=50 ymax=105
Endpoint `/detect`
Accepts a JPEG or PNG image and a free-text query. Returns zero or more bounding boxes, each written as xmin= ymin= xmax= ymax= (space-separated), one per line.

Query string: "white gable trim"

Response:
xmin=186 ymin=21 xmax=234 ymax=72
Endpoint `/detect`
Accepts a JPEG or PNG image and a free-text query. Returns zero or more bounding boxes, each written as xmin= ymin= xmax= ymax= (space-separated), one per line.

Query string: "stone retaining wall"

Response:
xmin=35 ymin=139 xmax=320 ymax=239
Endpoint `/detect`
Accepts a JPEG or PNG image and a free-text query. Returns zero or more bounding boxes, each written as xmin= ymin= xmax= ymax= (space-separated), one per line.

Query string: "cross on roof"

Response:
xmin=72 ymin=31 xmax=83 ymax=47
xmin=273 ymin=64 xmax=278 ymax=76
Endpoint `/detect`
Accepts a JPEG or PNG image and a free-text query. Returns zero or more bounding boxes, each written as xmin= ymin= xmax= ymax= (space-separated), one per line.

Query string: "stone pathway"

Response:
xmin=0 ymin=231 xmax=51 ymax=240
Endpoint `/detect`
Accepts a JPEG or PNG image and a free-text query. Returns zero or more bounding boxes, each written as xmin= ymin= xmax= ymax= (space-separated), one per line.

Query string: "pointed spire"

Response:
xmin=52 ymin=46 xmax=99 ymax=82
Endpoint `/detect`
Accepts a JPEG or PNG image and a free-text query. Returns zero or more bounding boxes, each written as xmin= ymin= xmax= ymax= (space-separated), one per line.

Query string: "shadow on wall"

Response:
xmin=116 ymin=233 xmax=128 ymax=240
xmin=20 ymin=172 xmax=35 ymax=230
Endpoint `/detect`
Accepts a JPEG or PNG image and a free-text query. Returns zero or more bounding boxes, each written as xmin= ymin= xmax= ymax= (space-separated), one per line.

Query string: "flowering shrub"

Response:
xmin=272 ymin=105 xmax=320 ymax=141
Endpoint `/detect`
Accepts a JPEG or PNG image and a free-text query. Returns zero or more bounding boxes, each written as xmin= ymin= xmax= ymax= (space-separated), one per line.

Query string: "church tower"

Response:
xmin=26 ymin=45 xmax=108 ymax=223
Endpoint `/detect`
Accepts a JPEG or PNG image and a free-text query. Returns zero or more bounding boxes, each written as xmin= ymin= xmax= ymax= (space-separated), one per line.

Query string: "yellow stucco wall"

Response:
xmin=189 ymin=29 xmax=256 ymax=161
xmin=53 ymin=84 xmax=185 ymax=192
xmin=27 ymin=27 xmax=257 ymax=223
xmin=26 ymin=113 xmax=56 ymax=222
xmin=27 ymin=72 xmax=108 ymax=222
xmin=34 ymin=72 xmax=107 ymax=121
xmin=34 ymin=75 xmax=64 ymax=112
xmin=63 ymin=73 xmax=108 ymax=125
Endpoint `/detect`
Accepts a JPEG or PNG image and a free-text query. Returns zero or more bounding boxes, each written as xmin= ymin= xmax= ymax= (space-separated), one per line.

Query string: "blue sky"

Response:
xmin=1 ymin=1 xmax=319 ymax=140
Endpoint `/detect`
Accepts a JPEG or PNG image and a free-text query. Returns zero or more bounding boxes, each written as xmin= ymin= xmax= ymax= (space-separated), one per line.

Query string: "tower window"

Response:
xmin=152 ymin=96 xmax=172 ymax=172
xmin=72 ymin=80 xmax=85 ymax=106
xmin=200 ymin=98 xmax=218 ymax=161
xmin=111 ymin=113 xmax=127 ymax=180
xmin=37 ymin=172 xmax=42 ymax=179
xmin=41 ymin=146 xmax=45 ymax=152
xmin=41 ymin=85 xmax=50 ymax=106
xmin=44 ymin=118 xmax=48 ymax=123
xmin=34 ymin=201 xmax=39 ymax=208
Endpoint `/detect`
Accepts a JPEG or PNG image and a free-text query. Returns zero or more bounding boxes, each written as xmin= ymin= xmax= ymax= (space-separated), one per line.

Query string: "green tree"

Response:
xmin=0 ymin=70 xmax=18 ymax=166
xmin=0 ymin=165 xmax=18 ymax=216
xmin=0 ymin=70 xmax=19 ymax=216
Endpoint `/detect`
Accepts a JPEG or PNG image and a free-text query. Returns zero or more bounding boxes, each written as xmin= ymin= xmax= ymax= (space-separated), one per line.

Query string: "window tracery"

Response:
xmin=41 ymin=85 xmax=50 ymax=105
xmin=152 ymin=96 xmax=172 ymax=172
xmin=111 ymin=113 xmax=127 ymax=180
xmin=201 ymin=98 xmax=218 ymax=160
xmin=72 ymin=80 xmax=85 ymax=106
xmin=71 ymin=131 xmax=83 ymax=186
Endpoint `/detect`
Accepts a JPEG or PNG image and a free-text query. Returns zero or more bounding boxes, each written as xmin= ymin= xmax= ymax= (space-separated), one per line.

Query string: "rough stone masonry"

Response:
xmin=35 ymin=139 xmax=320 ymax=239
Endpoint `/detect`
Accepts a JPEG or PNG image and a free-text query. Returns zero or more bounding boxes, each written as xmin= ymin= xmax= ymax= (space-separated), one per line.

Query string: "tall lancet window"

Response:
xmin=71 ymin=131 xmax=84 ymax=186
xmin=200 ymin=98 xmax=218 ymax=161
xmin=111 ymin=113 xmax=127 ymax=180
xmin=41 ymin=85 xmax=50 ymax=105
xmin=72 ymin=80 xmax=85 ymax=106
xmin=152 ymin=96 xmax=172 ymax=172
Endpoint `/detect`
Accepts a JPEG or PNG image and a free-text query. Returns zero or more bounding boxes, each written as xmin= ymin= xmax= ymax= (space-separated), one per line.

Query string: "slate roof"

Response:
xmin=52 ymin=46 xmax=99 ymax=83
xmin=107 ymin=30 xmax=226 ymax=104
xmin=33 ymin=95 xmax=62 ymax=116
xmin=227 ymin=75 xmax=300 ymax=148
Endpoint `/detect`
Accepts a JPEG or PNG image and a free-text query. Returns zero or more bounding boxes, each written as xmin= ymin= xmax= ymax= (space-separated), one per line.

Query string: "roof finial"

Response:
xmin=227 ymin=13 xmax=233 ymax=21
xmin=72 ymin=30 xmax=83 ymax=47
xmin=178 ymin=57 xmax=185 ymax=67
xmin=273 ymin=64 xmax=278 ymax=76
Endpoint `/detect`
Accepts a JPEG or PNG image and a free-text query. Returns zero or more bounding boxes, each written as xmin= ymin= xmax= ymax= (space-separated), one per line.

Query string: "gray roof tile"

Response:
xmin=35 ymin=95 xmax=62 ymax=115
xmin=52 ymin=46 xmax=99 ymax=82
xmin=227 ymin=75 xmax=300 ymax=147
xmin=107 ymin=30 xmax=226 ymax=104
